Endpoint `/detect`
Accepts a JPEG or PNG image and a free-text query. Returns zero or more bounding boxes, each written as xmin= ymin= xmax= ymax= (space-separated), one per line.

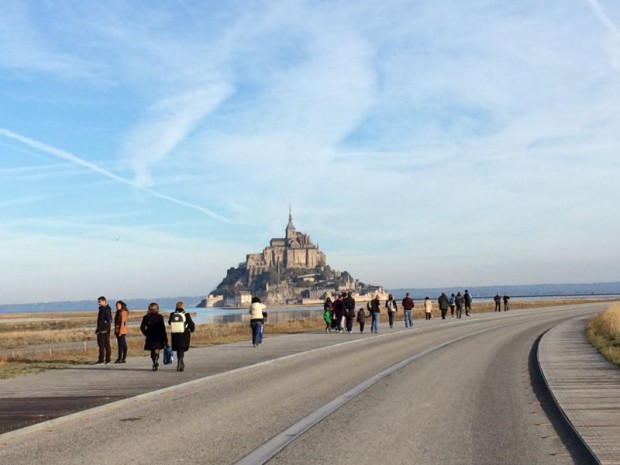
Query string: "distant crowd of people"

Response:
xmin=322 ymin=289 xmax=475 ymax=334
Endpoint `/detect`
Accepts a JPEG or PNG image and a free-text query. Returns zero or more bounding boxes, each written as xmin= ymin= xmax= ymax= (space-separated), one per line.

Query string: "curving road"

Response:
xmin=0 ymin=304 xmax=604 ymax=464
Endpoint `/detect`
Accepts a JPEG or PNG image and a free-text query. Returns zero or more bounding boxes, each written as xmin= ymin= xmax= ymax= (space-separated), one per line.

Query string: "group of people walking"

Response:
xmin=322 ymin=290 xmax=475 ymax=332
xmin=95 ymin=296 xmax=195 ymax=372
xmin=494 ymin=293 xmax=511 ymax=312
xmin=432 ymin=290 xmax=473 ymax=320
xmin=94 ymin=289 xmax=481 ymax=369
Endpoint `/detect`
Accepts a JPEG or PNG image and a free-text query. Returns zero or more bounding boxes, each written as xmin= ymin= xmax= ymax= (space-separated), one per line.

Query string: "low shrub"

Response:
xmin=587 ymin=303 xmax=620 ymax=366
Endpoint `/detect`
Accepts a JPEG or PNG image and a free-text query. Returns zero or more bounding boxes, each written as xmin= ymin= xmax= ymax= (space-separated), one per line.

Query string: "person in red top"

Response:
xmin=402 ymin=292 xmax=414 ymax=328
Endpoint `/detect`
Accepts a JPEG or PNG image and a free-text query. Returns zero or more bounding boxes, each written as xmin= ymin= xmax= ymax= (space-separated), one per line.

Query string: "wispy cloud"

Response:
xmin=122 ymin=86 xmax=233 ymax=187
xmin=585 ymin=0 xmax=620 ymax=70
xmin=0 ymin=129 xmax=229 ymax=222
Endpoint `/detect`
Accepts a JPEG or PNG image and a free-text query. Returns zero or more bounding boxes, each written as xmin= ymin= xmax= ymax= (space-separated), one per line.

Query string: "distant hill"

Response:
xmin=0 ymin=296 xmax=207 ymax=314
xmin=388 ymin=282 xmax=620 ymax=300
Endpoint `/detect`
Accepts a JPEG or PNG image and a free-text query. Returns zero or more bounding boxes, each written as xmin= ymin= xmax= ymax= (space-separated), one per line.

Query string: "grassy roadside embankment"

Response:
xmin=1 ymin=297 xmax=618 ymax=379
xmin=586 ymin=303 xmax=620 ymax=367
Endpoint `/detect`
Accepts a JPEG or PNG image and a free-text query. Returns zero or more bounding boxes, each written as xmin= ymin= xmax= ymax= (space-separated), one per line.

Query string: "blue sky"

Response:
xmin=1 ymin=0 xmax=619 ymax=304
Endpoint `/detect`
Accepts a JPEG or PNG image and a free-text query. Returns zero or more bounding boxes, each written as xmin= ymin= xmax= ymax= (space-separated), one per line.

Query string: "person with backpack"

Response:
xmin=455 ymin=292 xmax=465 ymax=319
xmin=113 ymin=300 xmax=129 ymax=364
xmin=449 ymin=293 xmax=456 ymax=318
xmin=168 ymin=301 xmax=195 ymax=372
xmin=385 ymin=294 xmax=398 ymax=328
xmin=140 ymin=302 xmax=168 ymax=371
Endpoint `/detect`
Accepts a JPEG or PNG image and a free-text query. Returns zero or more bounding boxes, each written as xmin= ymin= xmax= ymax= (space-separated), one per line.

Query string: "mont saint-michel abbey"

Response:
xmin=205 ymin=209 xmax=384 ymax=307
xmin=245 ymin=209 xmax=326 ymax=281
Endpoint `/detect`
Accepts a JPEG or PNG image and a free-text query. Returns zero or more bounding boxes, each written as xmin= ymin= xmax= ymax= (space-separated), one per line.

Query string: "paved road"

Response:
xmin=0 ymin=304 xmax=606 ymax=464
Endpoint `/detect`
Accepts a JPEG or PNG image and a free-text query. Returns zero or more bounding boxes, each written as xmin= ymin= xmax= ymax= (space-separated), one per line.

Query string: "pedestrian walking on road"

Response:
xmin=449 ymin=293 xmax=456 ymax=318
xmin=324 ymin=297 xmax=333 ymax=331
xmin=140 ymin=302 xmax=168 ymax=371
xmin=464 ymin=290 xmax=472 ymax=316
xmin=113 ymin=300 xmax=128 ymax=363
xmin=168 ymin=301 xmax=195 ymax=372
xmin=356 ymin=306 xmax=366 ymax=333
xmin=386 ymin=294 xmax=398 ymax=328
xmin=249 ymin=296 xmax=267 ymax=347
xmin=455 ymin=292 xmax=464 ymax=319
xmin=332 ymin=294 xmax=345 ymax=333
xmin=323 ymin=303 xmax=332 ymax=333
xmin=370 ymin=294 xmax=381 ymax=333
xmin=95 ymin=296 xmax=112 ymax=364
xmin=494 ymin=293 xmax=502 ymax=312
xmin=343 ymin=291 xmax=356 ymax=333
xmin=438 ymin=292 xmax=449 ymax=320
xmin=402 ymin=292 xmax=414 ymax=328
xmin=424 ymin=297 xmax=433 ymax=320
xmin=503 ymin=294 xmax=510 ymax=311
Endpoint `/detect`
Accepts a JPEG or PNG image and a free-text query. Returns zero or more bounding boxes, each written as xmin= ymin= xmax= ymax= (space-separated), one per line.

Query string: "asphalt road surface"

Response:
xmin=0 ymin=304 xmax=603 ymax=464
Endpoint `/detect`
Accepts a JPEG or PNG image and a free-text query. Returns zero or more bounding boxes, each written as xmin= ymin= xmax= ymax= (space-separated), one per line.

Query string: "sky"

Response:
xmin=1 ymin=0 xmax=619 ymax=304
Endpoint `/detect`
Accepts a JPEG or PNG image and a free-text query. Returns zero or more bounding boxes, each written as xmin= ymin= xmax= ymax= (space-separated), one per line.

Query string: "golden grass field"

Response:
xmin=586 ymin=303 xmax=620 ymax=367
xmin=0 ymin=297 xmax=618 ymax=379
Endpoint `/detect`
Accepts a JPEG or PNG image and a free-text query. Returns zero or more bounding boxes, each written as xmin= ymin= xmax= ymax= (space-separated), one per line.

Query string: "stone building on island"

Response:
xmin=203 ymin=209 xmax=385 ymax=307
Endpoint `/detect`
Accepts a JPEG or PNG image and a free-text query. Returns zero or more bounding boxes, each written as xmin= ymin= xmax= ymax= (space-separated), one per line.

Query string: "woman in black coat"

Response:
xmin=168 ymin=301 xmax=195 ymax=372
xmin=140 ymin=302 xmax=168 ymax=371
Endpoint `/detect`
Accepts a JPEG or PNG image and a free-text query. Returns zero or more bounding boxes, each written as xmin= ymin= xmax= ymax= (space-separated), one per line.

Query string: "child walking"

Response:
xmin=323 ymin=306 xmax=332 ymax=333
xmin=356 ymin=307 xmax=366 ymax=333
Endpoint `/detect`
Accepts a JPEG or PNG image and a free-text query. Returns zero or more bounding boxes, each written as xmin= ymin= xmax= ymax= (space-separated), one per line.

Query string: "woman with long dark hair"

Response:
xmin=113 ymin=300 xmax=129 ymax=363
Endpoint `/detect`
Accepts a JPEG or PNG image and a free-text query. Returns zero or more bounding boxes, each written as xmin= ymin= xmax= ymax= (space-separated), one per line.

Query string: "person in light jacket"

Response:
xmin=113 ymin=300 xmax=129 ymax=363
xmin=249 ymin=296 xmax=267 ymax=347
xmin=424 ymin=297 xmax=433 ymax=320
xmin=168 ymin=301 xmax=195 ymax=372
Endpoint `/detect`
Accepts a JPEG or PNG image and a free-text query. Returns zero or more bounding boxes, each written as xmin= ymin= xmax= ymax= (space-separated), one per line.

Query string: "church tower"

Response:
xmin=285 ymin=205 xmax=296 ymax=245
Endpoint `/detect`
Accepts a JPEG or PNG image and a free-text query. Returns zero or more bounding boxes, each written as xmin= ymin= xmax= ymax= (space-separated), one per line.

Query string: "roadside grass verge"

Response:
xmin=0 ymin=318 xmax=325 ymax=379
xmin=586 ymin=303 xmax=620 ymax=367
xmin=1 ymin=298 xmax=618 ymax=379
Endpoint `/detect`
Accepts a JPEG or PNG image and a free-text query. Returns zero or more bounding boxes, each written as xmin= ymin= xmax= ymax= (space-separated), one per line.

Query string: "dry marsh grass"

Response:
xmin=1 ymin=297 xmax=618 ymax=379
xmin=587 ymin=303 xmax=620 ymax=366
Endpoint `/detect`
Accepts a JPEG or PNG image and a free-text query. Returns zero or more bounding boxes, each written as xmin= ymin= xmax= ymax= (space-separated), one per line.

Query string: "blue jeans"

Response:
xmin=404 ymin=310 xmax=413 ymax=327
xmin=371 ymin=313 xmax=379 ymax=333
xmin=251 ymin=320 xmax=263 ymax=345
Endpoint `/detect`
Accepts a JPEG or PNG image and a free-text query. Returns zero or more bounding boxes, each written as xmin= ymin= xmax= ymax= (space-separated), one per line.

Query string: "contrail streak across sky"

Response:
xmin=0 ymin=128 xmax=229 ymax=222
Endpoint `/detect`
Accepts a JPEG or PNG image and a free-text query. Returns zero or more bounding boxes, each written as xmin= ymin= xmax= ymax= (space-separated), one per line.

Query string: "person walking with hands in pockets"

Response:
xmin=95 ymin=296 xmax=112 ymax=364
